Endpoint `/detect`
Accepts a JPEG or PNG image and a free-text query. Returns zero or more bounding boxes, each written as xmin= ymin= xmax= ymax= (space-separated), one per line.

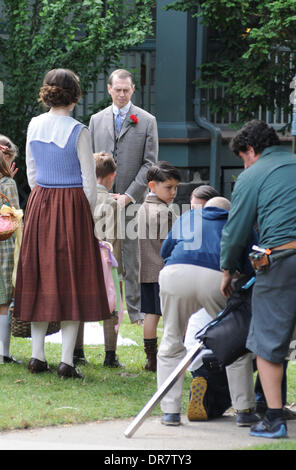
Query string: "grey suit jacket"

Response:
xmin=89 ymin=103 xmax=158 ymax=204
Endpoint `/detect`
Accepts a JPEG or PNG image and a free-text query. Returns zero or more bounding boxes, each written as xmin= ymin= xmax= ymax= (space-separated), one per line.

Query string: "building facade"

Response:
xmin=0 ymin=0 xmax=293 ymax=203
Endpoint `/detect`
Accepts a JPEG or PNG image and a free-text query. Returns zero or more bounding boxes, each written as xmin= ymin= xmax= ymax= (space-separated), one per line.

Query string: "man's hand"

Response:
xmin=111 ymin=193 xmax=131 ymax=208
xmin=220 ymin=269 xmax=234 ymax=298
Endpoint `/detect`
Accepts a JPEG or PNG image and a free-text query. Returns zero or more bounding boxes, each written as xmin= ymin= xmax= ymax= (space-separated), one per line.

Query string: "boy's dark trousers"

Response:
xmin=191 ymin=361 xmax=232 ymax=419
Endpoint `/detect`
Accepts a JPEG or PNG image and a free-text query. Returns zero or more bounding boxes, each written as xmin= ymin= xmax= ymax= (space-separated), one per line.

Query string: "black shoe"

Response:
xmin=103 ymin=351 xmax=123 ymax=368
xmin=236 ymin=409 xmax=260 ymax=427
xmin=250 ymin=415 xmax=288 ymax=438
xmin=28 ymin=358 xmax=50 ymax=373
xmin=0 ymin=355 xmax=22 ymax=364
xmin=161 ymin=413 xmax=181 ymax=426
xmin=256 ymin=402 xmax=296 ymax=421
xmin=57 ymin=362 xmax=84 ymax=379
xmin=73 ymin=349 xmax=88 ymax=365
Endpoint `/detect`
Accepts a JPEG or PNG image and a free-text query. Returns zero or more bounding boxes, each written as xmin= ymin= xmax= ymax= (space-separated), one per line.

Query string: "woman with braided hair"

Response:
xmin=14 ymin=68 xmax=110 ymax=379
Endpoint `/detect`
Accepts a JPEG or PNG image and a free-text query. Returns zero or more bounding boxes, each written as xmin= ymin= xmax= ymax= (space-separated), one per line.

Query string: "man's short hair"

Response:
xmin=230 ymin=119 xmax=280 ymax=156
xmin=94 ymin=152 xmax=116 ymax=178
xmin=108 ymin=69 xmax=135 ymax=87
xmin=191 ymin=185 xmax=219 ymax=202
xmin=204 ymin=197 xmax=231 ymax=211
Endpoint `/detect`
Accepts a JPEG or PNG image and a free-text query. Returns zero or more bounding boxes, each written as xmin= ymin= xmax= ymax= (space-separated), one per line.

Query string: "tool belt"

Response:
xmin=249 ymin=246 xmax=296 ymax=272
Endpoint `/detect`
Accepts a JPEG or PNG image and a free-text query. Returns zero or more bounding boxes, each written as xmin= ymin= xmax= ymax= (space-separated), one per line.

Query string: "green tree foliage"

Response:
xmin=0 ymin=0 xmax=154 ymax=162
xmin=166 ymin=0 xmax=296 ymax=127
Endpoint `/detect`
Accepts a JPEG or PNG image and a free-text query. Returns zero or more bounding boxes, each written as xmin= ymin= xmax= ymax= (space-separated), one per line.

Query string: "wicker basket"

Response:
xmin=0 ymin=192 xmax=20 ymax=241
xmin=9 ymin=303 xmax=60 ymax=338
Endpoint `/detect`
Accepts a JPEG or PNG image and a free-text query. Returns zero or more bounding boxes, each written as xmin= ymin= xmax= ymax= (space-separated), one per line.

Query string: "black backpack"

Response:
xmin=197 ymin=276 xmax=254 ymax=367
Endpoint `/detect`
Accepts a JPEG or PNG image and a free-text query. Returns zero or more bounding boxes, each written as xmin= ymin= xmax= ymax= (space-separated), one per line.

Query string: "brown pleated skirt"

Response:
xmin=14 ymin=185 xmax=110 ymax=322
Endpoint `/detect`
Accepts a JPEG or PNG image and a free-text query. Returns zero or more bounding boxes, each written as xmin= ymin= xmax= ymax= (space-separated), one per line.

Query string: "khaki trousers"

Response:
xmin=157 ymin=264 xmax=254 ymax=413
xmin=226 ymin=352 xmax=255 ymax=410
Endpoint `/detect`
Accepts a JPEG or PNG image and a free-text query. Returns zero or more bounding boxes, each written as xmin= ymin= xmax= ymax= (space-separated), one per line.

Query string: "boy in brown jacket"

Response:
xmin=138 ymin=162 xmax=180 ymax=371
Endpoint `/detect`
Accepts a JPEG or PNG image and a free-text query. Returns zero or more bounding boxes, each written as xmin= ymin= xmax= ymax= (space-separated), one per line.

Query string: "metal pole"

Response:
xmin=124 ymin=341 xmax=205 ymax=438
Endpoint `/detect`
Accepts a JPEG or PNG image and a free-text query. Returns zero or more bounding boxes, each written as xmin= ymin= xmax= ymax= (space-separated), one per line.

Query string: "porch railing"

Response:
xmin=200 ymin=86 xmax=291 ymax=130
xmin=74 ymin=43 xmax=156 ymax=121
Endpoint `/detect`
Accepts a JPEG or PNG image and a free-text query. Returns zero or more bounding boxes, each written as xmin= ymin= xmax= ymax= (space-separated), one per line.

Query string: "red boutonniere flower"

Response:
xmin=127 ymin=114 xmax=138 ymax=126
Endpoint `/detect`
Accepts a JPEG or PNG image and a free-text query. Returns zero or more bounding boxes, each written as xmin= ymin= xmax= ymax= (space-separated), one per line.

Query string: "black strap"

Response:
xmin=269 ymin=249 xmax=296 ymax=263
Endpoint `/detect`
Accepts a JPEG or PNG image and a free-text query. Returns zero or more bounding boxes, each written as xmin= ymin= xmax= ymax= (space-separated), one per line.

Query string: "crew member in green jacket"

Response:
xmin=220 ymin=119 xmax=296 ymax=439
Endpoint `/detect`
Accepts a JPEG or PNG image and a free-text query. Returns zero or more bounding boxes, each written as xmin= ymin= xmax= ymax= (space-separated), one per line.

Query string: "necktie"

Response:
xmin=115 ymin=111 xmax=124 ymax=135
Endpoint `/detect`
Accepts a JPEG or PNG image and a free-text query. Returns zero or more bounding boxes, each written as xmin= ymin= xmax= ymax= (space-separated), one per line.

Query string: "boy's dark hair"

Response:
xmin=94 ymin=152 xmax=116 ymax=178
xmin=146 ymin=161 xmax=181 ymax=183
xmin=230 ymin=120 xmax=280 ymax=156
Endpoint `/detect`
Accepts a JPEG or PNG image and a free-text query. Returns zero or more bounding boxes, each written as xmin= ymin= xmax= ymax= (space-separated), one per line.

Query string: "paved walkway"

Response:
xmin=1 ymin=414 xmax=296 ymax=450
xmin=3 ymin=324 xmax=296 ymax=450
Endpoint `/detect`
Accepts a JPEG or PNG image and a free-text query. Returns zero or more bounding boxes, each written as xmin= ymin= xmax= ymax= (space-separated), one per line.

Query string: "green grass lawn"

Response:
xmin=246 ymin=441 xmax=296 ymax=450
xmin=0 ymin=313 xmax=191 ymax=431
xmin=1 ymin=314 xmax=296 ymax=451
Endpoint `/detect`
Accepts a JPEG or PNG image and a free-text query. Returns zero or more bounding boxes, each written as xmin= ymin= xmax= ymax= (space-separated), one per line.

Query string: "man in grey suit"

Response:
xmin=89 ymin=69 xmax=158 ymax=324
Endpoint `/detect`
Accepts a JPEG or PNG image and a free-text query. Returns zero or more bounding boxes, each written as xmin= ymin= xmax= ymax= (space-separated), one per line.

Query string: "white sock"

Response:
xmin=61 ymin=321 xmax=80 ymax=367
xmin=0 ymin=314 xmax=11 ymax=358
xmin=31 ymin=322 xmax=49 ymax=362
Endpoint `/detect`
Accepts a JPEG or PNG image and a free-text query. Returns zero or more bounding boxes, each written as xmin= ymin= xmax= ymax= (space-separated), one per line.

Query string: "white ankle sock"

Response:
xmin=61 ymin=321 xmax=80 ymax=367
xmin=31 ymin=322 xmax=49 ymax=362
xmin=0 ymin=314 xmax=11 ymax=357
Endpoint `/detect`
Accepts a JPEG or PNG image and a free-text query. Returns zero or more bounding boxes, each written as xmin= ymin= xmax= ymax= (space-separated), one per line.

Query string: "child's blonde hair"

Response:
xmin=0 ymin=134 xmax=18 ymax=160
xmin=93 ymin=152 xmax=116 ymax=179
